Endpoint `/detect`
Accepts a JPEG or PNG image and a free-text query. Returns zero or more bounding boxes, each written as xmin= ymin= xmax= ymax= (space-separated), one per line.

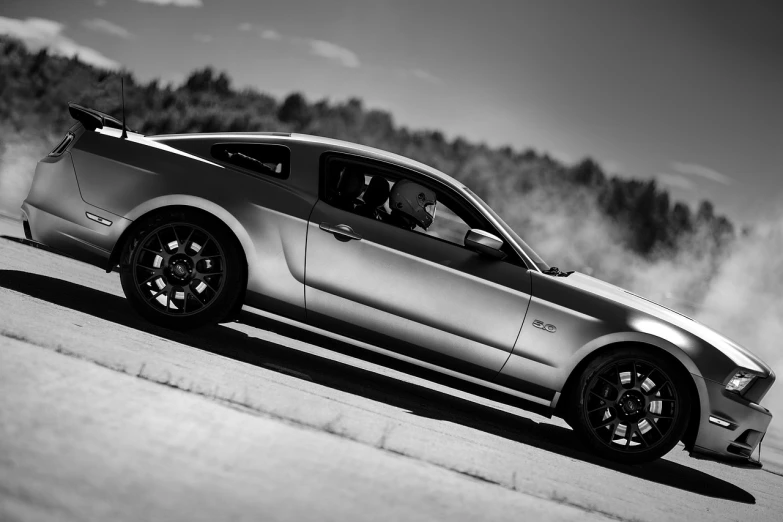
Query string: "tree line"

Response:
xmin=0 ymin=36 xmax=734 ymax=260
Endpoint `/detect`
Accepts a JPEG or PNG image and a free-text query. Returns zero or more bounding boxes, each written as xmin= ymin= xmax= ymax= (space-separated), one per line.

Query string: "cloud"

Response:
xmin=238 ymin=23 xmax=280 ymax=41
xmin=261 ymin=29 xmax=281 ymax=41
xmin=308 ymin=39 xmax=360 ymax=68
xmin=0 ymin=16 xmax=119 ymax=69
xmin=134 ymin=0 xmax=202 ymax=6
xmin=602 ymin=160 xmax=623 ymax=174
xmin=238 ymin=25 xmax=359 ymax=68
xmin=192 ymin=33 xmax=213 ymax=43
xmin=409 ymin=68 xmax=441 ymax=84
xmin=82 ymin=18 xmax=134 ymax=39
xmin=548 ymin=149 xmax=574 ymax=165
xmin=671 ymin=161 xmax=733 ymax=185
xmin=655 ymin=172 xmax=696 ymax=190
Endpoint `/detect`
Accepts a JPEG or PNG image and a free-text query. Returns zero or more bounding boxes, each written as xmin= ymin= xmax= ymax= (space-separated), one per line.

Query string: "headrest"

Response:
xmin=362 ymin=176 xmax=390 ymax=207
xmin=337 ymin=166 xmax=365 ymax=200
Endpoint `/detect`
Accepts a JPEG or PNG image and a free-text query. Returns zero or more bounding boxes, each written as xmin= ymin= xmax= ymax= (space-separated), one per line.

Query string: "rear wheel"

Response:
xmin=119 ymin=209 xmax=244 ymax=329
xmin=569 ymin=347 xmax=692 ymax=464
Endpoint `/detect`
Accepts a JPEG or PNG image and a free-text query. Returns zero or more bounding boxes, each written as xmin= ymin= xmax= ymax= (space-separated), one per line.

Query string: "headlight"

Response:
xmin=726 ymin=370 xmax=756 ymax=393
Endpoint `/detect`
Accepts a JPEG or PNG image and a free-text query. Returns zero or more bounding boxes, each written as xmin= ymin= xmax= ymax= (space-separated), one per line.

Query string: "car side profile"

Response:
xmin=21 ymin=103 xmax=775 ymax=466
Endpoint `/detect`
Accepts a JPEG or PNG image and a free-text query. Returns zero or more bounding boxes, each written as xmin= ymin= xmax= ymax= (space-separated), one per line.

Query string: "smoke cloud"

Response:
xmin=493 ymin=183 xmax=718 ymax=308
xmin=0 ymin=127 xmax=53 ymax=218
xmin=695 ymin=214 xmax=783 ymax=449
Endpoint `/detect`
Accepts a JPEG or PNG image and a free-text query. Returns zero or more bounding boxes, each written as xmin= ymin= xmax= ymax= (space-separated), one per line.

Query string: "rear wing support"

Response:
xmin=68 ymin=103 xmax=128 ymax=133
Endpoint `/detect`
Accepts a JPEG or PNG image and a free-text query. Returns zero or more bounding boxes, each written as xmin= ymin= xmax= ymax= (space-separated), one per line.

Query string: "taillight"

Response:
xmin=49 ymin=133 xmax=74 ymax=157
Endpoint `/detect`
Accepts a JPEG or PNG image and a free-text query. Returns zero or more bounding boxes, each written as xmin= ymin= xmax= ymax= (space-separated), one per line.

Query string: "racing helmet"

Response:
xmin=389 ymin=180 xmax=437 ymax=229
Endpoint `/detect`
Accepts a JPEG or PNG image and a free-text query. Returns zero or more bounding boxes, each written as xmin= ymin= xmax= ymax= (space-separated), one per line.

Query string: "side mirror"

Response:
xmin=464 ymin=229 xmax=506 ymax=259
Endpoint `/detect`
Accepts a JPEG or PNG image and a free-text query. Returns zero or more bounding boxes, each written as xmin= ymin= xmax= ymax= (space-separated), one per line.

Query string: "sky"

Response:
xmin=1 ymin=0 xmax=781 ymax=224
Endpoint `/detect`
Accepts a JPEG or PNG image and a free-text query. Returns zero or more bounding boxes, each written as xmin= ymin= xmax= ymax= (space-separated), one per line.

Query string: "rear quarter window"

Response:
xmin=49 ymin=133 xmax=74 ymax=157
xmin=211 ymin=143 xmax=290 ymax=180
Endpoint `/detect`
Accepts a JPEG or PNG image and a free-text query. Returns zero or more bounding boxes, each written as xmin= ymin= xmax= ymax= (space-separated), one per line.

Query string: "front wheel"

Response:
xmin=569 ymin=348 xmax=692 ymax=464
xmin=119 ymin=209 xmax=245 ymax=330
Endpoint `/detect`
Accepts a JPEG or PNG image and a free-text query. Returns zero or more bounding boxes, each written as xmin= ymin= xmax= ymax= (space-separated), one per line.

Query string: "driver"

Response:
xmin=386 ymin=180 xmax=437 ymax=230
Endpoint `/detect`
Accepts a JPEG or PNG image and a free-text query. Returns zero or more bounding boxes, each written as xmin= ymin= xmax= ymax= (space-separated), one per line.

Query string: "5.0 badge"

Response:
xmin=532 ymin=319 xmax=557 ymax=333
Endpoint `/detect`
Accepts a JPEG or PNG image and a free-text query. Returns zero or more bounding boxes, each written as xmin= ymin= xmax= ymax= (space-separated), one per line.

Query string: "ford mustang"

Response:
xmin=21 ymin=103 xmax=775 ymax=466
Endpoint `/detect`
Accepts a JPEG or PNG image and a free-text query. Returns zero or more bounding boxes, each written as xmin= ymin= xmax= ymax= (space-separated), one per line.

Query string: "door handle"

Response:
xmin=319 ymin=222 xmax=362 ymax=242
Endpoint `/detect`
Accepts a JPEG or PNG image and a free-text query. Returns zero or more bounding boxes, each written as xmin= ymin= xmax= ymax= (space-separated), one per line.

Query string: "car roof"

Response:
xmin=151 ymin=131 xmax=465 ymax=189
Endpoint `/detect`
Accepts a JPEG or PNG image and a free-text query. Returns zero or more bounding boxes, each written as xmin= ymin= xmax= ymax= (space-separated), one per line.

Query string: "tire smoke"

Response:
xmin=0 ymin=128 xmax=52 ymax=218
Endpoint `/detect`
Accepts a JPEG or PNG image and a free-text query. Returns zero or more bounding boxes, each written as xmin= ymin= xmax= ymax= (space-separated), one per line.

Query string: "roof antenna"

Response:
xmin=120 ymin=75 xmax=128 ymax=139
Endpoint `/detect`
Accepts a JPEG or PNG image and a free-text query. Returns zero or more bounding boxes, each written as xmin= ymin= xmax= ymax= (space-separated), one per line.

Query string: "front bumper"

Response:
xmin=691 ymin=374 xmax=773 ymax=468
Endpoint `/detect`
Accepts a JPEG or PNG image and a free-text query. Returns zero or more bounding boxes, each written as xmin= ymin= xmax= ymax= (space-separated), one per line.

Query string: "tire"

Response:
xmin=567 ymin=347 xmax=692 ymax=464
xmin=119 ymin=208 xmax=245 ymax=330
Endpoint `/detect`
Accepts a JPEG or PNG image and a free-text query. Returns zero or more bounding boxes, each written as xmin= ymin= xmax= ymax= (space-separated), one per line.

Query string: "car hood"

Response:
xmin=558 ymin=272 xmax=772 ymax=377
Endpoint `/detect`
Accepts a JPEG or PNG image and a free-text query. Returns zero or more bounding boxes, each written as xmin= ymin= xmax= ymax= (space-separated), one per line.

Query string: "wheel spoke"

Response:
xmin=634 ymin=424 xmax=649 ymax=447
xmin=139 ymin=272 xmax=162 ymax=286
xmin=637 ymin=367 xmax=652 ymax=389
xmin=194 ymin=238 xmax=211 ymax=259
xmin=629 ymin=361 xmax=637 ymax=389
xmin=595 ymin=416 xmax=616 ymax=429
xmin=201 ymin=278 xmax=218 ymax=293
xmin=625 ymin=425 xmax=632 ymax=447
xmin=183 ymin=227 xmax=195 ymax=253
xmin=147 ymin=288 xmax=166 ymax=302
xmin=647 ymin=411 xmax=674 ymax=419
xmin=589 ymin=390 xmax=612 ymax=404
xmin=641 ymin=368 xmax=661 ymax=391
xmin=587 ymin=403 xmax=609 ymax=413
xmin=171 ymin=226 xmax=182 ymax=252
xmin=189 ymin=284 xmax=206 ymax=304
xmin=156 ymin=232 xmax=166 ymax=252
xmin=646 ymin=379 xmax=670 ymax=397
xmin=648 ymin=418 xmax=664 ymax=437
xmin=598 ymin=375 xmax=619 ymax=390
xmin=613 ymin=365 xmax=623 ymax=386
xmin=193 ymin=259 xmax=223 ymax=278
xmin=183 ymin=287 xmax=193 ymax=313
xmin=610 ymin=420 xmax=622 ymax=440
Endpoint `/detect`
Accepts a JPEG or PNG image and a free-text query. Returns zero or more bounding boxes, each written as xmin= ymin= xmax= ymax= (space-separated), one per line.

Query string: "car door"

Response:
xmin=304 ymin=155 xmax=533 ymax=380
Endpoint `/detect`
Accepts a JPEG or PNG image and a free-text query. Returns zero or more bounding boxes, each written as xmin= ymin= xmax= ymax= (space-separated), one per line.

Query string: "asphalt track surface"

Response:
xmin=1 ymin=215 xmax=782 ymax=522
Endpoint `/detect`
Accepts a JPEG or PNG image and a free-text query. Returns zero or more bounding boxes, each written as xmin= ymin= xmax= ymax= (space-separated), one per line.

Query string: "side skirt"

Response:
xmin=240 ymin=305 xmax=556 ymax=417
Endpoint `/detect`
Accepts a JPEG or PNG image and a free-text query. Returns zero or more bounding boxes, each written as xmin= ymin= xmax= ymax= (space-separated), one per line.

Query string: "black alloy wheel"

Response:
xmin=131 ymin=222 xmax=224 ymax=316
xmin=120 ymin=209 xmax=244 ymax=329
xmin=570 ymin=348 xmax=691 ymax=464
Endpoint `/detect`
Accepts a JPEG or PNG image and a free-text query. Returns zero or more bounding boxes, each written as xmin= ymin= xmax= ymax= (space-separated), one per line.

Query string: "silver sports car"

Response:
xmin=22 ymin=103 xmax=775 ymax=466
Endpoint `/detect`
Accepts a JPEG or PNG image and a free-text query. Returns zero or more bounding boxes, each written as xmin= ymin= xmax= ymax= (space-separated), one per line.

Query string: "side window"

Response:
xmin=211 ymin=143 xmax=290 ymax=179
xmin=321 ymin=155 xmax=526 ymax=266
xmin=322 ymin=157 xmax=472 ymax=249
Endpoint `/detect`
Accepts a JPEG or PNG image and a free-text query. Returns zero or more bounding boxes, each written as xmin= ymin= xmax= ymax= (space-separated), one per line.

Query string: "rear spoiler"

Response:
xmin=68 ymin=103 xmax=130 ymax=132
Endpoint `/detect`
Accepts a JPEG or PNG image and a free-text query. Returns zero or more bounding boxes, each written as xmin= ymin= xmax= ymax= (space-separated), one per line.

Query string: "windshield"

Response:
xmin=464 ymin=188 xmax=550 ymax=271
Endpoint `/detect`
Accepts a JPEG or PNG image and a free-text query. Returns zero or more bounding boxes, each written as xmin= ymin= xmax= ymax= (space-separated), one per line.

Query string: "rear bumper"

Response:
xmin=21 ymin=152 xmax=132 ymax=270
xmin=21 ymin=201 xmax=129 ymax=269
xmin=691 ymin=374 xmax=772 ymax=468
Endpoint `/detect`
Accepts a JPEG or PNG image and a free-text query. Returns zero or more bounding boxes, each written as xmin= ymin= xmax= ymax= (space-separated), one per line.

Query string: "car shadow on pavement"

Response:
xmin=0 ymin=268 xmax=756 ymax=504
